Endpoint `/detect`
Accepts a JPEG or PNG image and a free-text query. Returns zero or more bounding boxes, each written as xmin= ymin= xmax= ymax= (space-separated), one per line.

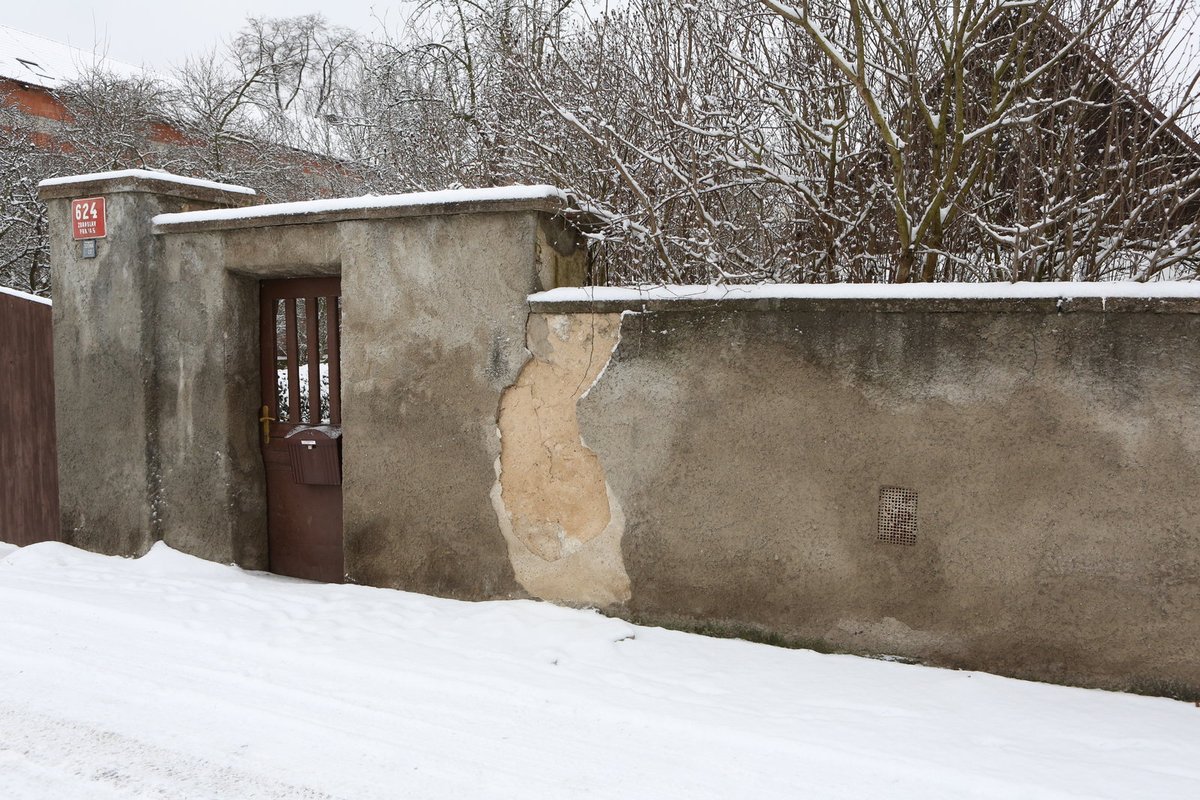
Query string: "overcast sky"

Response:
xmin=5 ymin=1 xmax=409 ymax=71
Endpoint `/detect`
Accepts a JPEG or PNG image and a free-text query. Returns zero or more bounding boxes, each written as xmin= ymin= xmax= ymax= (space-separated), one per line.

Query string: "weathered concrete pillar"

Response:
xmin=38 ymin=170 xmax=256 ymax=555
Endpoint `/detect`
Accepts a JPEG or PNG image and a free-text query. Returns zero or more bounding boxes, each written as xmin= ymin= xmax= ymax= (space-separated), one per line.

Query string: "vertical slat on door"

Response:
xmin=327 ymin=297 xmax=341 ymax=425
xmin=285 ymin=298 xmax=301 ymax=421
xmin=259 ymin=293 xmax=277 ymax=415
xmin=306 ymin=297 xmax=321 ymax=423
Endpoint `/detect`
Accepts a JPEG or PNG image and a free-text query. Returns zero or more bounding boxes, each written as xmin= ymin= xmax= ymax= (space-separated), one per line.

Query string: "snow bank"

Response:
xmin=38 ymin=169 xmax=256 ymax=195
xmin=153 ymin=184 xmax=569 ymax=228
xmin=1 ymin=541 xmax=1196 ymax=799
xmin=532 ymin=280 xmax=1200 ymax=304
xmin=0 ymin=285 xmax=50 ymax=305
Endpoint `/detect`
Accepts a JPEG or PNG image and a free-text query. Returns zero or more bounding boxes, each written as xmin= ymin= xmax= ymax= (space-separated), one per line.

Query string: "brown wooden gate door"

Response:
xmin=259 ymin=278 xmax=343 ymax=582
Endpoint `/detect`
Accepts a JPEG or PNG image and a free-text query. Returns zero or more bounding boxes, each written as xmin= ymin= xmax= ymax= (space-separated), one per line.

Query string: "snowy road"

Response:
xmin=1 ymin=541 xmax=1197 ymax=799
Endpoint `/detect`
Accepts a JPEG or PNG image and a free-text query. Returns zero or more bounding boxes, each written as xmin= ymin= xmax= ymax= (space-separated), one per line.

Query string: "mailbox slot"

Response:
xmin=286 ymin=427 xmax=342 ymax=485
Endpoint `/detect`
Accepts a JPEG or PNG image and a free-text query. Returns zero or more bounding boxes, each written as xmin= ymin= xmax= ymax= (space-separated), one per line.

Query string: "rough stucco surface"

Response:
xmin=154 ymin=230 xmax=249 ymax=566
xmin=48 ymin=170 xmax=1196 ymax=692
xmin=152 ymin=209 xmax=587 ymax=595
xmin=552 ymin=306 xmax=1200 ymax=692
xmin=153 ymin=230 xmax=333 ymax=571
xmin=48 ymin=171 xmax=588 ymax=596
xmin=46 ymin=190 xmax=247 ymax=557
xmin=338 ymin=212 xmax=586 ymax=599
xmin=493 ymin=312 xmax=630 ymax=606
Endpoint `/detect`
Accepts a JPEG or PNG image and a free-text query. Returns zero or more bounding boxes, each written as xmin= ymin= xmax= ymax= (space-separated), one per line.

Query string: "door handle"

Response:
xmin=259 ymin=404 xmax=275 ymax=445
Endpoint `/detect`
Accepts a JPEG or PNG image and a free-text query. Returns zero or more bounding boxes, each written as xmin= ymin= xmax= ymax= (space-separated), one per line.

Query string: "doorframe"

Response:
xmin=216 ymin=259 xmax=343 ymax=572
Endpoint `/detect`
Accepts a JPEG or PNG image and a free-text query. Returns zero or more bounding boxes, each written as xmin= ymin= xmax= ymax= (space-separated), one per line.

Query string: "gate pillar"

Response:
xmin=38 ymin=171 xmax=256 ymax=556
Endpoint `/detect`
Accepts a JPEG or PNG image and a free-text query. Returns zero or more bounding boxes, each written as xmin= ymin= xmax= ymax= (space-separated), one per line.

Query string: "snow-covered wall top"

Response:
xmin=38 ymin=169 xmax=256 ymax=196
xmin=152 ymin=185 xmax=569 ymax=232
xmin=0 ymin=285 xmax=50 ymax=305
xmin=531 ymin=281 xmax=1200 ymax=307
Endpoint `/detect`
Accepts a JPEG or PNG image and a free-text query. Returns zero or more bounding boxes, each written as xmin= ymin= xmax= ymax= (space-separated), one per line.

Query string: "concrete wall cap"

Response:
xmin=529 ymin=282 xmax=1200 ymax=314
xmin=38 ymin=169 xmax=258 ymax=205
xmin=151 ymin=184 xmax=571 ymax=234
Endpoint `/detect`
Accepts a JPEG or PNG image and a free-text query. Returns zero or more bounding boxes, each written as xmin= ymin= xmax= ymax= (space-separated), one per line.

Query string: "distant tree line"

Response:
xmin=3 ymin=0 xmax=1200 ymax=296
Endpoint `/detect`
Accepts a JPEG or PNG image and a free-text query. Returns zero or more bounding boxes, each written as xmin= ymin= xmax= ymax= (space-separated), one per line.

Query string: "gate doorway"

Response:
xmin=259 ymin=278 xmax=343 ymax=582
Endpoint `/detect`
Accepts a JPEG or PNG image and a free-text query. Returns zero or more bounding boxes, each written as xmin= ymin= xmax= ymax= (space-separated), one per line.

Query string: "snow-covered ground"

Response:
xmin=1 ymin=541 xmax=1197 ymax=799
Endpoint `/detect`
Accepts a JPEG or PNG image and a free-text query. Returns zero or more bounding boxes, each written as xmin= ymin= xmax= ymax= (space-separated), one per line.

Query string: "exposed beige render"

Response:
xmin=493 ymin=312 xmax=631 ymax=605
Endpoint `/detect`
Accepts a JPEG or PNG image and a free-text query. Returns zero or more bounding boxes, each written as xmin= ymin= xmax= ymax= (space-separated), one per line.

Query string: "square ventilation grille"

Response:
xmin=877 ymin=487 xmax=918 ymax=545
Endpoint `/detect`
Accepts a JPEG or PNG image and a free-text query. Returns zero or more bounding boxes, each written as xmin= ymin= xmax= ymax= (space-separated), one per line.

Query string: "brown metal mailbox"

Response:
xmin=286 ymin=427 xmax=342 ymax=486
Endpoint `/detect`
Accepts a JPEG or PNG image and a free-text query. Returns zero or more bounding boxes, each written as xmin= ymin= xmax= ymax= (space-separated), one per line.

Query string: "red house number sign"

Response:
xmin=72 ymin=197 xmax=107 ymax=240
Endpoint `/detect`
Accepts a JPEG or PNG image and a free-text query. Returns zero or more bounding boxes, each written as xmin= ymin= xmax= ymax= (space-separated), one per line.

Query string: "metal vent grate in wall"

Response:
xmin=877 ymin=487 xmax=918 ymax=545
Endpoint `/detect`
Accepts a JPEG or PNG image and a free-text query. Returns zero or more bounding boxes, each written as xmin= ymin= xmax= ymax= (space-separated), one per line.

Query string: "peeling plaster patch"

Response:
xmin=492 ymin=312 xmax=630 ymax=606
xmin=491 ymin=474 xmax=630 ymax=607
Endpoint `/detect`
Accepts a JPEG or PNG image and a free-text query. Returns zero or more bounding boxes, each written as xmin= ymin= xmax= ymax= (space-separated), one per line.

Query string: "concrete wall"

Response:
xmin=503 ymin=295 xmax=1200 ymax=693
xmin=40 ymin=172 xmax=257 ymax=555
xmin=41 ymin=169 xmax=1198 ymax=694
xmin=42 ymin=172 xmax=587 ymax=596
xmin=337 ymin=212 xmax=588 ymax=596
xmin=154 ymin=203 xmax=586 ymax=587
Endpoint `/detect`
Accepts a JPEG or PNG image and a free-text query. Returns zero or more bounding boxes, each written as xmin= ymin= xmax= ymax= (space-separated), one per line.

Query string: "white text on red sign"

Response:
xmin=71 ymin=198 xmax=107 ymax=240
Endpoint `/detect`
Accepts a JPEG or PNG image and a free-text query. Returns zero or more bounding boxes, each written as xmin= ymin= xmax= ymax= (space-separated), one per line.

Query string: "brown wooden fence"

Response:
xmin=1 ymin=288 xmax=59 ymax=546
